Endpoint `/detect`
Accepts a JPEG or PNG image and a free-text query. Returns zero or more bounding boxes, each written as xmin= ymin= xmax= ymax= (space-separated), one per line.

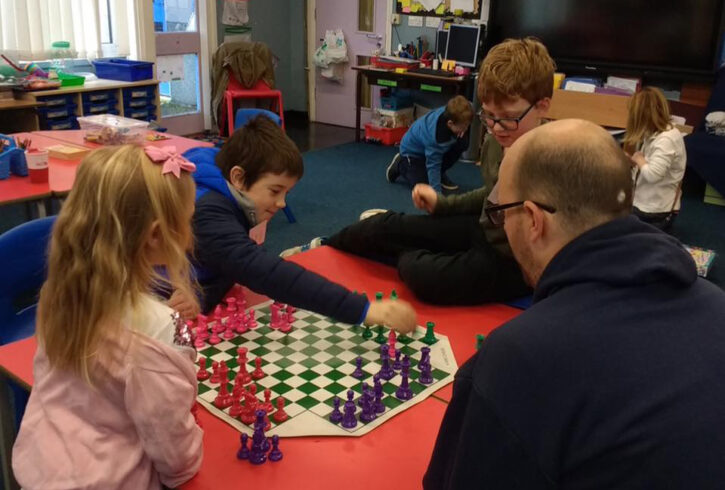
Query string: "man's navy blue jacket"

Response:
xmin=183 ymin=147 xmax=368 ymax=324
xmin=424 ymin=216 xmax=725 ymax=489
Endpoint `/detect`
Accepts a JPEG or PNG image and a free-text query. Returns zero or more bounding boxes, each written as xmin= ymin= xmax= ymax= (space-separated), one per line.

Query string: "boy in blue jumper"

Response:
xmin=387 ymin=95 xmax=473 ymax=192
xmin=173 ymin=115 xmax=416 ymax=333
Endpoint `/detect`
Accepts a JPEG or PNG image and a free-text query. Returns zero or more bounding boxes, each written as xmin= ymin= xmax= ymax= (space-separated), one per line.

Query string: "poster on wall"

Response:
xmin=222 ymin=0 xmax=249 ymax=26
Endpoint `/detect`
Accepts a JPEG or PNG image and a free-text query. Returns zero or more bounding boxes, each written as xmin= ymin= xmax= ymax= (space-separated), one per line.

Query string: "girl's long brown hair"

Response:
xmin=623 ymin=86 xmax=672 ymax=154
xmin=36 ymin=145 xmax=197 ymax=383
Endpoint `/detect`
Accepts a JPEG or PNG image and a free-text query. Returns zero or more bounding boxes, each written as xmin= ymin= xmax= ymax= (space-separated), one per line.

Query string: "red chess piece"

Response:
xmin=213 ymin=305 xmax=223 ymax=331
xmin=263 ymin=411 xmax=272 ymax=431
xmin=196 ymin=357 xmax=210 ymax=381
xmin=285 ymin=305 xmax=296 ymax=324
xmin=235 ymin=312 xmax=248 ymax=334
xmin=248 ymin=383 xmax=257 ymax=397
xmin=248 ymin=312 xmax=257 ymax=329
xmin=223 ymin=319 xmax=235 ymax=340
xmin=240 ymin=391 xmax=257 ymax=425
xmin=214 ymin=379 xmax=231 ymax=408
xmin=262 ymin=388 xmax=274 ymax=413
xmin=272 ymin=397 xmax=289 ymax=423
xmin=388 ymin=330 xmax=397 ymax=358
xmin=196 ymin=315 xmax=209 ymax=342
xmin=270 ymin=303 xmax=280 ymax=329
xmin=251 ymin=357 xmax=265 ymax=380
xmin=193 ymin=326 xmax=206 ymax=349
xmin=229 ymin=395 xmax=243 ymax=417
xmin=225 ymin=296 xmax=237 ymax=315
xmin=208 ymin=327 xmax=221 ymax=345
xmin=210 ymin=361 xmax=220 ymax=384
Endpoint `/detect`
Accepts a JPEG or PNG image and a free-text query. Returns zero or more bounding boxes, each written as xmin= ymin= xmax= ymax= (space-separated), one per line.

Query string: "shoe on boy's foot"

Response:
xmin=386 ymin=153 xmax=401 ymax=183
xmin=359 ymin=209 xmax=388 ymax=221
xmin=279 ymin=237 xmax=326 ymax=258
xmin=441 ymin=174 xmax=459 ymax=191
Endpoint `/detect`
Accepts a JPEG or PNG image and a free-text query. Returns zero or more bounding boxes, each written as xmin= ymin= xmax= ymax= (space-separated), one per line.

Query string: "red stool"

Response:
xmin=222 ymin=76 xmax=285 ymax=136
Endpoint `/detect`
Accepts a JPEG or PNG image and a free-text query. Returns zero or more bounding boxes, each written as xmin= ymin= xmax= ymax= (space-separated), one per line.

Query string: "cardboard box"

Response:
xmin=47 ymin=145 xmax=90 ymax=160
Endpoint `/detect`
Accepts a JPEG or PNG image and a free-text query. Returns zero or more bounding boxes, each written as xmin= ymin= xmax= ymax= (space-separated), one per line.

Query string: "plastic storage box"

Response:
xmin=93 ymin=59 xmax=154 ymax=82
xmin=77 ymin=114 xmax=149 ymax=145
xmin=364 ymin=124 xmax=408 ymax=146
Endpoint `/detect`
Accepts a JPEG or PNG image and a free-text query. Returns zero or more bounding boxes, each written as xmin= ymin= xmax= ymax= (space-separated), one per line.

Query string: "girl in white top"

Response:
xmin=624 ymin=86 xmax=687 ymax=230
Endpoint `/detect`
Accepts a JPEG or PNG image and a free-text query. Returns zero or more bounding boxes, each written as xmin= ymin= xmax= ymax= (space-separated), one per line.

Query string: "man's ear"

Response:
xmin=229 ymin=166 xmax=246 ymax=189
xmin=523 ymin=200 xmax=546 ymax=243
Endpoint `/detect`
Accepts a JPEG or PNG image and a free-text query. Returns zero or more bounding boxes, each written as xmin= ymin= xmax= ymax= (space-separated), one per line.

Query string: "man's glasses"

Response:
xmin=478 ymin=103 xmax=536 ymax=131
xmin=484 ymin=200 xmax=556 ymax=226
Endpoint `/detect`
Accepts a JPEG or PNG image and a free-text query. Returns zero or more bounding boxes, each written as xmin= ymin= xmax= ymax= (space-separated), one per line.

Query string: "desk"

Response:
xmin=352 ymin=65 xmax=474 ymax=142
xmin=0 ymin=247 xmax=520 ymax=489
xmin=0 ymin=131 xmax=211 ymax=209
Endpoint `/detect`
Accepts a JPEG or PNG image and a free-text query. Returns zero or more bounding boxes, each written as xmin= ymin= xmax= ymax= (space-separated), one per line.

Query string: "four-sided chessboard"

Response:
xmin=196 ymin=300 xmax=457 ymax=437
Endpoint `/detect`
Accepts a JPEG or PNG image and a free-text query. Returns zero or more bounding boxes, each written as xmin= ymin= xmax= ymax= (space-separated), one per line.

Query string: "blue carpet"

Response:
xmin=265 ymin=142 xmax=482 ymax=254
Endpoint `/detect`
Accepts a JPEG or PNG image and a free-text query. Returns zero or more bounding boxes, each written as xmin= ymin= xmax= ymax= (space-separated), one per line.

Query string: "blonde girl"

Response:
xmin=623 ymin=86 xmax=687 ymax=230
xmin=13 ymin=145 xmax=204 ymax=490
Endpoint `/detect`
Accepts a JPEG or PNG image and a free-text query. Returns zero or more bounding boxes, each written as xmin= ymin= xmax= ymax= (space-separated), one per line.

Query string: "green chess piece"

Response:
xmin=476 ymin=334 xmax=486 ymax=351
xmin=374 ymin=325 xmax=387 ymax=344
xmin=362 ymin=323 xmax=373 ymax=339
xmin=375 ymin=292 xmax=383 ymax=302
xmin=390 ymin=289 xmax=398 ymax=300
xmin=422 ymin=321 xmax=438 ymax=345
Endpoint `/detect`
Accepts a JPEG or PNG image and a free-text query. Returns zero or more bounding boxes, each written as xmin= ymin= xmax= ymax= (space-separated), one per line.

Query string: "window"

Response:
xmin=100 ymin=0 xmax=114 ymax=46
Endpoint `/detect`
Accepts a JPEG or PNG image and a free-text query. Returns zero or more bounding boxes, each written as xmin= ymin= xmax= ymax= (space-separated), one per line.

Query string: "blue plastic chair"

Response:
xmin=0 ymin=216 xmax=56 ymax=433
xmin=234 ymin=108 xmax=296 ymax=223
xmin=505 ymin=295 xmax=533 ymax=310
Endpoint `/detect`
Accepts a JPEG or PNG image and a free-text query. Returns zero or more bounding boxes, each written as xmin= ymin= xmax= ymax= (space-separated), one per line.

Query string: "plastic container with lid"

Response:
xmin=77 ymin=114 xmax=149 ymax=145
xmin=50 ymin=41 xmax=73 ymax=74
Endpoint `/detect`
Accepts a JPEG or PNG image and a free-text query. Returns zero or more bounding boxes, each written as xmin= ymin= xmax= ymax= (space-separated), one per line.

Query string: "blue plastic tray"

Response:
xmin=93 ymin=58 xmax=154 ymax=82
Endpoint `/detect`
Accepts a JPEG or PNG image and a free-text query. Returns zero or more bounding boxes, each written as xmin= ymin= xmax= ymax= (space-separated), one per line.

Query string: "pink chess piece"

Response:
xmin=270 ymin=303 xmax=280 ymax=329
xmin=193 ymin=326 xmax=206 ymax=349
xmin=196 ymin=315 xmax=209 ymax=342
xmin=225 ymin=296 xmax=237 ymax=315
xmin=213 ymin=305 xmax=223 ymax=331
xmin=248 ymin=311 xmax=257 ymax=329
xmin=251 ymin=357 xmax=265 ymax=380
xmin=388 ymin=330 xmax=397 ymax=358
xmin=272 ymin=397 xmax=288 ymax=423
xmin=210 ymin=361 xmax=220 ymax=384
xmin=262 ymin=388 xmax=274 ymax=413
xmin=285 ymin=305 xmax=296 ymax=324
xmin=196 ymin=357 xmax=210 ymax=381
xmin=223 ymin=318 xmax=235 ymax=340
xmin=208 ymin=326 xmax=221 ymax=345
xmin=229 ymin=395 xmax=243 ymax=417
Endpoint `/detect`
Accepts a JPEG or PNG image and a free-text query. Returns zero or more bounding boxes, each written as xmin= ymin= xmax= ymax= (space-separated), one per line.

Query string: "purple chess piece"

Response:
xmin=236 ymin=433 xmax=250 ymax=460
xmin=329 ymin=396 xmax=343 ymax=424
xmin=373 ymin=375 xmax=385 ymax=414
xmin=395 ymin=355 xmax=413 ymax=400
xmin=393 ymin=350 xmax=402 ymax=371
xmin=378 ymin=345 xmax=395 ymax=381
xmin=358 ymin=382 xmax=370 ymax=407
xmin=249 ymin=410 xmax=268 ymax=465
xmin=352 ymin=356 xmax=365 ymax=379
xmin=268 ymin=434 xmax=283 ymax=462
xmin=419 ymin=347 xmax=434 ymax=385
xmin=359 ymin=388 xmax=377 ymax=423
xmin=341 ymin=390 xmax=358 ymax=429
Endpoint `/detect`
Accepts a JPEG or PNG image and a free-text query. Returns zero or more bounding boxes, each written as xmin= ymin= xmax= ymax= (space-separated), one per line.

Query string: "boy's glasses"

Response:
xmin=478 ymin=103 xmax=536 ymax=131
xmin=484 ymin=200 xmax=556 ymax=226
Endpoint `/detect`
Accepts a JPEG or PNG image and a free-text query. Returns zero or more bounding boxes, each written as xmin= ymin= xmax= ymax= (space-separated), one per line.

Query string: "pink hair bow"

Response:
xmin=144 ymin=145 xmax=196 ymax=178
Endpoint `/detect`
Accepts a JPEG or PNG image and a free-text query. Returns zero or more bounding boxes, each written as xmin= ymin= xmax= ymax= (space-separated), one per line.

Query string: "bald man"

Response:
xmin=424 ymin=120 xmax=725 ymax=489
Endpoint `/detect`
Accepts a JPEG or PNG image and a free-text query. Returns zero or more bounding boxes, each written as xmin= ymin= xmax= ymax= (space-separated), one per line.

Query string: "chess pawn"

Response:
xmin=196 ymin=357 xmax=210 ymax=381
xmin=273 ymin=396 xmax=289 ymax=423
xmin=208 ymin=326 xmax=221 ymax=345
xmin=248 ymin=311 xmax=258 ymax=329
xmin=225 ymin=296 xmax=237 ymax=315
xmin=329 ymin=396 xmax=343 ymax=424
xmin=196 ymin=315 xmax=209 ymax=341
xmin=269 ymin=435 xmax=283 ymax=462
xmin=210 ymin=361 xmax=221 ymax=384
xmin=251 ymin=357 xmax=265 ymax=379
xmin=341 ymin=390 xmax=358 ymax=429
xmin=229 ymin=395 xmax=243 ymax=417
xmin=262 ymin=388 xmax=274 ymax=413
xmin=223 ymin=318 xmax=235 ymax=340
xmin=213 ymin=305 xmax=223 ymax=331
xmin=236 ymin=433 xmax=250 ymax=460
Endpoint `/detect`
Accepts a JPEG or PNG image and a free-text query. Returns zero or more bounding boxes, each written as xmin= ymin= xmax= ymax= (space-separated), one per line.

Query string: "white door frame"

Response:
xmin=135 ymin=0 xmax=217 ymax=132
xmin=306 ymin=0 xmax=393 ymax=123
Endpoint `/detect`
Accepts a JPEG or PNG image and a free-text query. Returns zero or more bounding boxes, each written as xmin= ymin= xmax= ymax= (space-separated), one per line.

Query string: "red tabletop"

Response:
xmin=0 ymin=246 xmax=521 ymax=489
xmin=1 ymin=131 xmax=211 ymax=203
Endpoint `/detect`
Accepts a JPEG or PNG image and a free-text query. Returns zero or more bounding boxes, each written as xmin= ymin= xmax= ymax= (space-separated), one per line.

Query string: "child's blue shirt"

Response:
xmin=399 ymin=106 xmax=466 ymax=192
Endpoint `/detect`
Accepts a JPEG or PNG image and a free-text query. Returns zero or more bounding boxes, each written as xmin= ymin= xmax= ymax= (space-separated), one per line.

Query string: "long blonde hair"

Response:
xmin=623 ymin=86 xmax=671 ymax=153
xmin=37 ymin=145 xmax=197 ymax=382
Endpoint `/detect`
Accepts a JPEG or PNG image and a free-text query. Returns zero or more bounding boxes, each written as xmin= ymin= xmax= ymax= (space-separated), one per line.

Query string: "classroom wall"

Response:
xmin=215 ymin=0 xmax=308 ymax=113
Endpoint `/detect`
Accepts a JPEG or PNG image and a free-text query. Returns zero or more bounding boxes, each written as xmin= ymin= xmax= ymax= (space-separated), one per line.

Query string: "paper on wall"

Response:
xmin=426 ymin=16 xmax=441 ymax=28
xmin=157 ymin=55 xmax=184 ymax=82
xmin=450 ymin=0 xmax=474 ymax=12
xmin=417 ymin=0 xmax=441 ymax=11
xmin=408 ymin=15 xmax=423 ymax=27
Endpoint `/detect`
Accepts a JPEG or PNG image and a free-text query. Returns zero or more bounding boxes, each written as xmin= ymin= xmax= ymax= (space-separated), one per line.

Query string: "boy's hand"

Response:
xmin=412 ymin=184 xmax=438 ymax=214
xmin=168 ymin=289 xmax=200 ymax=320
xmin=363 ymin=299 xmax=417 ymax=334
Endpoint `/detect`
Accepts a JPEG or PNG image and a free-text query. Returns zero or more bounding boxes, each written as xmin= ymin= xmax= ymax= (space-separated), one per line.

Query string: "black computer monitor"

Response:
xmin=435 ymin=29 xmax=449 ymax=59
xmin=445 ymin=24 xmax=481 ymax=68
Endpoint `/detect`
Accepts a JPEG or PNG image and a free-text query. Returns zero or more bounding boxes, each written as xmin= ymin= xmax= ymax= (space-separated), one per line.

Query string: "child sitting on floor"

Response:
xmin=177 ymin=115 xmax=416 ymax=333
xmin=386 ymin=95 xmax=474 ymax=192
xmin=13 ymin=145 xmax=203 ymax=490
xmin=623 ymin=86 xmax=687 ymax=230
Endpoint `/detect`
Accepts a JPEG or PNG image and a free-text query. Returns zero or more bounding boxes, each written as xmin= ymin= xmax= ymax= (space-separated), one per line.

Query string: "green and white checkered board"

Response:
xmin=196 ymin=300 xmax=457 ymax=437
